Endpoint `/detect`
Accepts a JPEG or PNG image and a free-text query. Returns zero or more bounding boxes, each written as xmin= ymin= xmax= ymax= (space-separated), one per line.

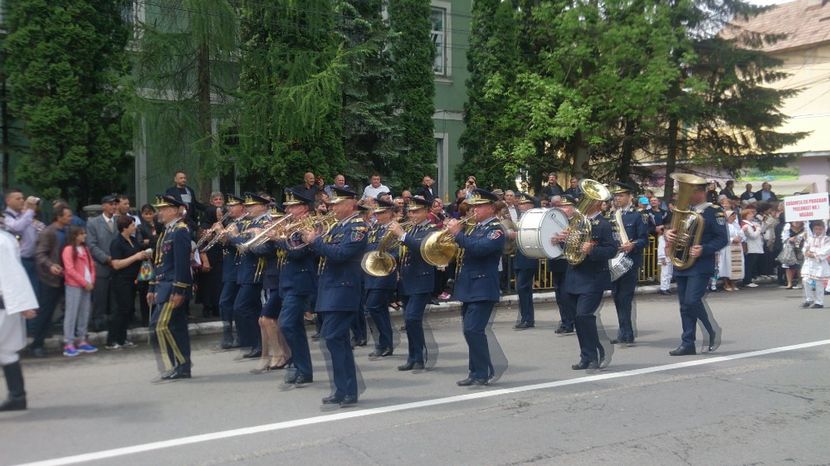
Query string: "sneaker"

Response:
xmin=105 ymin=343 xmax=122 ymax=350
xmin=746 ymin=283 xmax=759 ymax=288
xmin=63 ymin=345 xmax=79 ymax=357
xmin=122 ymin=340 xmax=137 ymax=348
xmin=793 ymin=285 xmax=802 ymax=289
xmin=77 ymin=342 xmax=98 ymax=353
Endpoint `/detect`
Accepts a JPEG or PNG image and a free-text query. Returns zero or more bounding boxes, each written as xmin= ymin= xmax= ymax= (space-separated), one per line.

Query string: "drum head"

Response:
xmin=517 ymin=208 xmax=569 ymax=259
xmin=540 ymin=208 xmax=569 ymax=258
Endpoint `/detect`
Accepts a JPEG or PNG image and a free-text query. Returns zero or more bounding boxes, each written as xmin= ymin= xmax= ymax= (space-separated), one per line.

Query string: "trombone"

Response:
xmin=236 ymin=213 xmax=294 ymax=254
xmin=281 ymin=211 xmax=338 ymax=250
xmin=195 ymin=211 xmax=231 ymax=251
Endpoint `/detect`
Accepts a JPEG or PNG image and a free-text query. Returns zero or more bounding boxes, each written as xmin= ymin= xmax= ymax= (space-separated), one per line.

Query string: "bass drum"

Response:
xmin=517 ymin=208 xmax=569 ymax=259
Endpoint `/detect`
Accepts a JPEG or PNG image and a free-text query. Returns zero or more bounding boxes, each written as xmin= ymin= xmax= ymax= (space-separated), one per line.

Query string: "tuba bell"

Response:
xmin=563 ymin=179 xmax=611 ymax=266
xmin=668 ymin=173 xmax=706 ymax=270
xmin=361 ymin=221 xmax=412 ymax=277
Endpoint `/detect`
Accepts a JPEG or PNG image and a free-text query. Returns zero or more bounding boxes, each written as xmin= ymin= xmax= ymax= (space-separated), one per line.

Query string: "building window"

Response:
xmin=431 ymin=7 xmax=447 ymax=76
xmin=121 ymin=0 xmax=145 ymax=40
xmin=435 ymin=135 xmax=447 ymax=200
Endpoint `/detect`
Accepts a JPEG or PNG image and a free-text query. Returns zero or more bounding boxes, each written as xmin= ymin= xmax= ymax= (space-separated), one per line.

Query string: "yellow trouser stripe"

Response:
xmin=155 ymin=301 xmax=172 ymax=371
xmin=157 ymin=300 xmax=186 ymax=369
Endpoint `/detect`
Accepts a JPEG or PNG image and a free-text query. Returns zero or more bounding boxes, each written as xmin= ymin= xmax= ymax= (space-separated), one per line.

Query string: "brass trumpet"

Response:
xmin=203 ymin=216 xmax=246 ymax=251
xmin=360 ymin=221 xmax=412 ymax=277
xmin=196 ymin=211 xmax=231 ymax=251
xmin=236 ymin=213 xmax=294 ymax=254
xmin=281 ymin=211 xmax=338 ymax=250
xmin=420 ymin=212 xmax=475 ymax=268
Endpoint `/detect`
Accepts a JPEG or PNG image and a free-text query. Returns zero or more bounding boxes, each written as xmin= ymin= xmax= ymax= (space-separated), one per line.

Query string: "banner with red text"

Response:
xmin=784 ymin=193 xmax=829 ymax=221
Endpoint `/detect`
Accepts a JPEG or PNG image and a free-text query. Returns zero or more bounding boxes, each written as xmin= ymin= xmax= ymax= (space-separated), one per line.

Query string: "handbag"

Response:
xmin=138 ymin=260 xmax=155 ymax=282
xmin=776 ymin=243 xmax=799 ymax=266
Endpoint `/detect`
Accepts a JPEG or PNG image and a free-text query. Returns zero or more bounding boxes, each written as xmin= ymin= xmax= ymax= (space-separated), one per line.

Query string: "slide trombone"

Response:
xmin=195 ymin=211 xmax=231 ymax=251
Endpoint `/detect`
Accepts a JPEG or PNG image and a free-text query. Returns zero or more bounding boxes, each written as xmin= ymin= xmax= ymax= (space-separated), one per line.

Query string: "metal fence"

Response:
xmin=505 ymin=236 xmax=661 ymax=292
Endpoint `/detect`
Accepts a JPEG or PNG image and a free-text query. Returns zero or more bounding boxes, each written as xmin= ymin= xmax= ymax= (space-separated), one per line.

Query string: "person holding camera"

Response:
xmin=3 ymin=189 xmax=43 ymax=294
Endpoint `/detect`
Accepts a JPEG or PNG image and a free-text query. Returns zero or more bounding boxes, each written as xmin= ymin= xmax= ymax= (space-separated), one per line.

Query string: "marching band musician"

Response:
xmin=512 ymin=193 xmax=538 ymax=330
xmin=445 ymin=188 xmax=506 ymax=386
xmin=217 ymin=194 xmax=246 ymax=350
xmin=146 ymin=195 xmax=193 ymax=380
xmin=248 ymin=206 xmax=291 ymax=373
xmin=552 ymin=194 xmax=618 ymax=371
xmin=274 ymin=188 xmax=318 ymax=387
xmin=350 ymin=204 xmax=375 ymax=348
xmin=550 ymin=195 xmax=577 ymax=335
xmin=664 ymin=179 xmax=728 ymax=356
xmin=227 ymin=193 xmax=273 ymax=359
xmin=301 ymin=187 xmax=368 ymax=407
xmin=388 ymin=196 xmax=437 ymax=372
xmin=363 ymin=198 xmax=398 ymax=359
xmin=609 ymin=182 xmax=650 ymax=346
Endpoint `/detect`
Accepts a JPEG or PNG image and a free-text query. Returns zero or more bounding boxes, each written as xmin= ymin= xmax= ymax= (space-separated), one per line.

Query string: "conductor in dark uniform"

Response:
xmin=227 ymin=193 xmax=271 ymax=359
xmin=302 ymin=187 xmax=368 ymax=407
xmin=445 ymin=189 xmax=506 ymax=386
xmin=147 ymin=195 xmax=193 ymax=380
xmin=389 ymin=196 xmax=436 ymax=372
xmin=217 ymin=194 xmax=246 ymax=349
xmin=275 ymin=188 xmax=318 ymax=386
xmin=664 ymin=177 xmax=728 ymax=356
xmin=512 ymin=193 xmax=538 ymax=329
xmin=553 ymin=194 xmax=618 ymax=370
xmin=609 ymin=182 xmax=650 ymax=345
xmin=362 ymin=198 xmax=398 ymax=358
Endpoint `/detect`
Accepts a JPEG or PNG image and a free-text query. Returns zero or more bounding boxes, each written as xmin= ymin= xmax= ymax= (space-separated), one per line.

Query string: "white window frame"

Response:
xmin=431 ymin=2 xmax=452 ymax=77
xmin=434 ymin=132 xmax=449 ymax=201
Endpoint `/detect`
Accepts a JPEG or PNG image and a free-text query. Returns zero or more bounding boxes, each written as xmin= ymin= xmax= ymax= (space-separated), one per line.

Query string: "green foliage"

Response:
xmin=4 ymin=0 xmax=131 ymax=203
xmin=233 ymin=0 xmax=346 ymax=193
xmin=387 ymin=0 xmax=436 ymax=192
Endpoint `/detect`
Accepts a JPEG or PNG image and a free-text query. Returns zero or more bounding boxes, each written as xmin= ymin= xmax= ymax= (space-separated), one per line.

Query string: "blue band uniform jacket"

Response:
xmin=616 ymin=207 xmax=651 ymax=269
xmin=399 ymin=221 xmax=436 ymax=296
xmin=313 ymin=214 xmax=369 ymax=312
xmin=563 ymin=214 xmax=619 ymax=295
xmin=221 ymin=217 xmax=249 ymax=284
xmin=674 ymin=204 xmax=729 ymax=277
xmin=453 ymin=218 xmax=507 ymax=303
xmin=149 ymin=219 xmax=193 ymax=303
xmin=229 ymin=215 xmax=270 ymax=285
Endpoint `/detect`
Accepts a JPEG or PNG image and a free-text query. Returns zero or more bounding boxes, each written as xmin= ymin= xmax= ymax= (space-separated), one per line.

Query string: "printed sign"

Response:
xmin=784 ymin=193 xmax=829 ymax=221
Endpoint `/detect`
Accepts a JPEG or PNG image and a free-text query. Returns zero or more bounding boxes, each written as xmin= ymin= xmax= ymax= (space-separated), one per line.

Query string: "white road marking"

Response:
xmin=18 ymin=339 xmax=830 ymax=466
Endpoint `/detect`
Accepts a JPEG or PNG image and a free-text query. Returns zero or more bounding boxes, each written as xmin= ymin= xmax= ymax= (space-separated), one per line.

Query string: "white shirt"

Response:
xmin=362 ymin=184 xmax=390 ymax=201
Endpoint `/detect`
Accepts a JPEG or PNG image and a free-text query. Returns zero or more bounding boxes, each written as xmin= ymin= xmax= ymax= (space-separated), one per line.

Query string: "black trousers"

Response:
xmin=91 ymin=275 xmax=115 ymax=331
xmin=108 ymin=277 xmax=136 ymax=345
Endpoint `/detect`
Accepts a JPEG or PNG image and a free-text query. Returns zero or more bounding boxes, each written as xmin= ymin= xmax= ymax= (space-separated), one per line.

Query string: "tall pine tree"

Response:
xmin=387 ymin=0 xmax=436 ymax=192
xmin=4 ymin=0 xmax=130 ymax=202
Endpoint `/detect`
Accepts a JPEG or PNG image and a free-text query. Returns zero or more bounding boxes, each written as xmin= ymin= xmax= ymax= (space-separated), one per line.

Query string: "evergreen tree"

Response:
xmin=235 ymin=0 xmax=346 ymax=193
xmin=387 ymin=0 xmax=436 ymax=192
xmin=128 ymin=0 xmax=238 ymax=200
xmin=335 ymin=0 xmax=397 ymax=187
xmin=4 ymin=0 xmax=130 ymax=202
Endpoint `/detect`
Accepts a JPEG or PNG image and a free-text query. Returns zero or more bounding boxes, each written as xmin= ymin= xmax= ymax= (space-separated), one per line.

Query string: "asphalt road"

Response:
xmin=2 ymin=286 xmax=830 ymax=466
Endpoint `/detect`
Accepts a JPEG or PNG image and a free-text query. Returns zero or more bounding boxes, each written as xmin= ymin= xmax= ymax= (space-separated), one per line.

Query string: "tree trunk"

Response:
xmin=664 ymin=116 xmax=679 ymax=201
xmin=196 ymin=41 xmax=212 ymax=202
xmin=617 ymin=119 xmax=636 ymax=183
xmin=1 ymin=75 xmax=8 ymax=191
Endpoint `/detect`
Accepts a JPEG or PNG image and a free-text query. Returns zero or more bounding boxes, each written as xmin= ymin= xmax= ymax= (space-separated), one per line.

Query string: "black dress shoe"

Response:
xmin=339 ymin=395 xmax=358 ymax=407
xmin=410 ymin=362 xmax=425 ymax=371
xmin=293 ymin=373 xmax=313 ymax=386
xmin=811 ymin=303 xmax=824 ymax=309
xmin=658 ymin=290 xmax=671 ymax=295
xmin=571 ymin=360 xmax=599 ymax=370
xmin=161 ymin=366 xmax=191 ymax=380
xmin=354 ymin=339 xmax=368 ymax=347
xmin=513 ymin=322 xmax=535 ymax=330
xmin=456 ymin=377 xmax=489 ymax=386
xmin=707 ymin=331 xmax=721 ymax=352
xmin=0 ymin=395 xmax=26 ymax=412
xmin=554 ymin=327 xmax=574 ymax=335
xmin=322 ymin=395 xmax=344 ymax=405
xmin=397 ymin=361 xmax=416 ymax=371
xmin=610 ymin=338 xmax=634 ymax=345
xmin=242 ymin=348 xmax=262 ymax=359
xmin=28 ymin=347 xmax=47 ymax=358
xmin=669 ymin=345 xmax=696 ymax=356
xmin=801 ymin=301 xmax=813 ymax=308
xmin=369 ymin=348 xmax=393 ymax=358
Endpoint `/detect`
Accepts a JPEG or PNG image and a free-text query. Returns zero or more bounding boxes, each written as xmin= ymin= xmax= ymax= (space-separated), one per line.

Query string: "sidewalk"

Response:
xmin=40 ymin=284 xmax=671 ymax=351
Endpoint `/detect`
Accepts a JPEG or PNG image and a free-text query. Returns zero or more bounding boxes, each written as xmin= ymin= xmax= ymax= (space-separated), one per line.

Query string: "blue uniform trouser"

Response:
xmin=364 ymin=289 xmax=394 ymax=351
xmin=233 ymin=283 xmax=262 ymax=349
xmin=219 ymin=281 xmax=239 ymax=324
xmin=351 ymin=303 xmax=367 ymax=343
xmin=402 ymin=293 xmax=429 ymax=364
xmin=611 ymin=266 xmax=638 ymax=341
xmin=553 ymin=271 xmax=574 ymax=330
xmin=675 ymin=274 xmax=715 ymax=348
xmin=279 ymin=293 xmax=312 ymax=377
xmin=461 ymin=301 xmax=496 ymax=380
xmin=567 ymin=291 xmax=604 ymax=363
xmin=320 ymin=311 xmax=358 ymax=399
xmin=515 ymin=268 xmax=535 ymax=324
xmin=149 ymin=292 xmax=191 ymax=372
